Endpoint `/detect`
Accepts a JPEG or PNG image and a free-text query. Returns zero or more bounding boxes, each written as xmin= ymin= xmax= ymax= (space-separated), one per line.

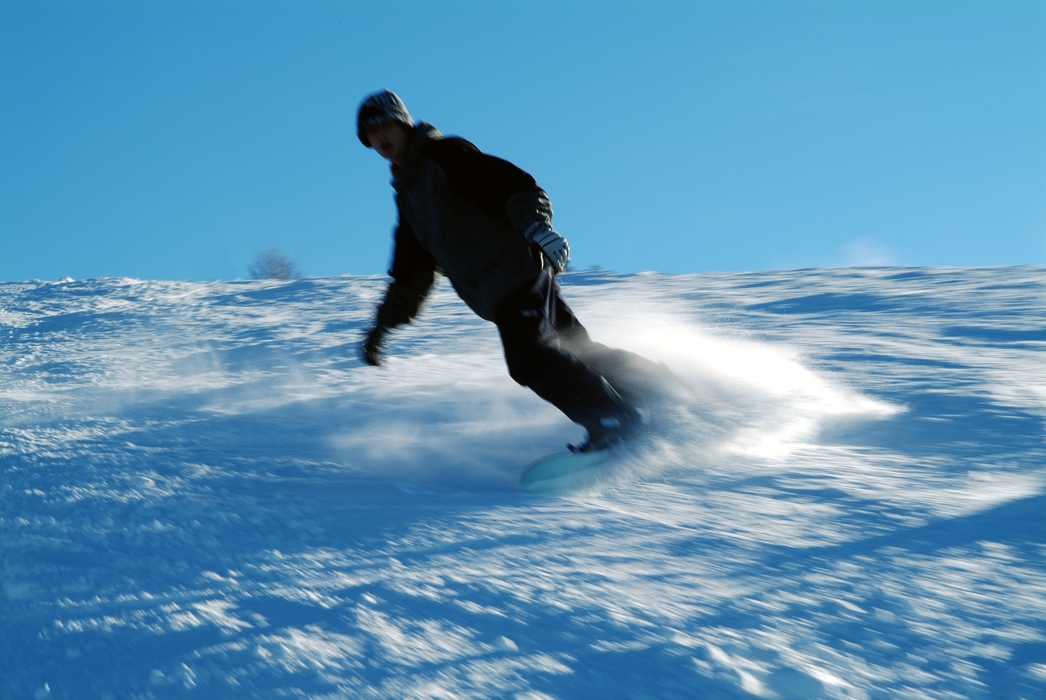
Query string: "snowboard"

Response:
xmin=520 ymin=449 xmax=613 ymax=491
xmin=520 ymin=348 xmax=679 ymax=491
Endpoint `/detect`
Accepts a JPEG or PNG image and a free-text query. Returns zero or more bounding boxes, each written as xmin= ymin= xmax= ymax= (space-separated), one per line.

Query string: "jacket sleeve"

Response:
xmin=422 ymin=137 xmax=554 ymax=239
xmin=375 ymin=214 xmax=437 ymax=329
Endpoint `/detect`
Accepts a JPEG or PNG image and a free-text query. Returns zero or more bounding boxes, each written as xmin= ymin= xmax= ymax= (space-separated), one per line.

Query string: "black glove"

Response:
xmin=361 ymin=324 xmax=389 ymax=366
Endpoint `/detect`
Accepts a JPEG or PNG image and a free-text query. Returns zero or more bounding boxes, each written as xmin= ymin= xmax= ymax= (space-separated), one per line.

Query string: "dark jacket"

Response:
xmin=374 ymin=123 xmax=554 ymax=326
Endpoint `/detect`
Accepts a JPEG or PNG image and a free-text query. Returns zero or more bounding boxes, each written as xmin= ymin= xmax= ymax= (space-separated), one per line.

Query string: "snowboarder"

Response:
xmin=356 ymin=89 xmax=643 ymax=452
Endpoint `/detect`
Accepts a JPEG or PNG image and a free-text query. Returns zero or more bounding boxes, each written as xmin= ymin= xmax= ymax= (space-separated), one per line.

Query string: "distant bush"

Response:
xmin=248 ymin=247 xmax=301 ymax=280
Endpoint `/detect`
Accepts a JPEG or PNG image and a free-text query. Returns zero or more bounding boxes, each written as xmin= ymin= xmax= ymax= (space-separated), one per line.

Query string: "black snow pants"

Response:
xmin=493 ymin=269 xmax=619 ymax=428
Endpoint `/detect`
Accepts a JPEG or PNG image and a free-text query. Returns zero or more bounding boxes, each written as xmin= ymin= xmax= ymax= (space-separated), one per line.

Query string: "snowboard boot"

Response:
xmin=569 ymin=377 xmax=644 ymax=453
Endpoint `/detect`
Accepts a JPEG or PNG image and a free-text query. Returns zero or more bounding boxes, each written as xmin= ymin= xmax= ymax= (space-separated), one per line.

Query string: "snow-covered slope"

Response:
xmin=2 ymin=268 xmax=1044 ymax=699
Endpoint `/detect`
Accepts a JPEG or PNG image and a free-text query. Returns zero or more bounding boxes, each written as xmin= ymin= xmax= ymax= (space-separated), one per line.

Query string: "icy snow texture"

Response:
xmin=1 ymin=267 xmax=1044 ymax=699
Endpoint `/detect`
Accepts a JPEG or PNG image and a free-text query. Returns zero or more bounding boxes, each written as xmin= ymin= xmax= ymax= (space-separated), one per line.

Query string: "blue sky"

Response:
xmin=2 ymin=1 xmax=1044 ymax=281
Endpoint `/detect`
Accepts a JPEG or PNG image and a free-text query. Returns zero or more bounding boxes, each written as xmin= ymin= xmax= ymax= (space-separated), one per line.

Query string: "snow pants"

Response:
xmin=492 ymin=270 xmax=620 ymax=428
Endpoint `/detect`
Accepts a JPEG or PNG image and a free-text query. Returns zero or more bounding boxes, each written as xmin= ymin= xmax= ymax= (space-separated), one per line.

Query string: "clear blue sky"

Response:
xmin=2 ymin=1 xmax=1044 ymax=281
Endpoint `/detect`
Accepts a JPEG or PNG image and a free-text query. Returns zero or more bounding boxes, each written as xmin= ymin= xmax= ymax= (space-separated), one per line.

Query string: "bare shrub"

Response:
xmin=248 ymin=247 xmax=301 ymax=280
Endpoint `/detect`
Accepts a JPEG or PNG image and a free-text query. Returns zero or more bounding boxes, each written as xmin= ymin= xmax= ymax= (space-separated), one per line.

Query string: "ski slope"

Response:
xmin=2 ymin=267 xmax=1044 ymax=699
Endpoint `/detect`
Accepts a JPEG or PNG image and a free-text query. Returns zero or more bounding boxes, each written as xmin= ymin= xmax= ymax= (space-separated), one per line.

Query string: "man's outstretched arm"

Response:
xmin=362 ymin=218 xmax=437 ymax=366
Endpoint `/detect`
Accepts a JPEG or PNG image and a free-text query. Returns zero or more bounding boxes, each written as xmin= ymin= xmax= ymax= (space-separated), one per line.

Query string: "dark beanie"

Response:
xmin=356 ymin=90 xmax=414 ymax=147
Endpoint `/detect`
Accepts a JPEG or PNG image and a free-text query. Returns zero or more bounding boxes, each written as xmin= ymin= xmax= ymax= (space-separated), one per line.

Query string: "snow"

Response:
xmin=2 ymin=267 xmax=1044 ymax=699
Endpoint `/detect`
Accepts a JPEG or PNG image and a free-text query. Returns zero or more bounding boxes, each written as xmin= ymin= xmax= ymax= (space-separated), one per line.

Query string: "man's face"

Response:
xmin=366 ymin=122 xmax=409 ymax=166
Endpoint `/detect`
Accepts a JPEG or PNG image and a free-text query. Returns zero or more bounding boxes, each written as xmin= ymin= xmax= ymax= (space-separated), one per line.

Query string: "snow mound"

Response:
xmin=2 ymin=267 xmax=1044 ymax=698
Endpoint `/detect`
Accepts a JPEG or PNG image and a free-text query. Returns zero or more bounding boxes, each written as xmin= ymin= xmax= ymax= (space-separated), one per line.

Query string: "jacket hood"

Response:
xmin=392 ymin=122 xmax=442 ymax=186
